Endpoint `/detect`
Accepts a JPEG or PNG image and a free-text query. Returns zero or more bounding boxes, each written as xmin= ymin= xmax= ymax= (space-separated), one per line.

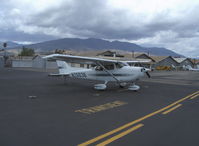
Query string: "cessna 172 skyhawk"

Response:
xmin=43 ymin=54 xmax=151 ymax=91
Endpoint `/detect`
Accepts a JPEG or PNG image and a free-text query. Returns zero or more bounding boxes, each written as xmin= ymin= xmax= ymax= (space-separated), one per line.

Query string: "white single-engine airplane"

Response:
xmin=183 ymin=65 xmax=199 ymax=71
xmin=43 ymin=54 xmax=151 ymax=91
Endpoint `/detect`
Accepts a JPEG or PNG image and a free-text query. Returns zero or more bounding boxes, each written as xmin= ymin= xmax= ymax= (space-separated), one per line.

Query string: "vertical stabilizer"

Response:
xmin=56 ymin=60 xmax=71 ymax=74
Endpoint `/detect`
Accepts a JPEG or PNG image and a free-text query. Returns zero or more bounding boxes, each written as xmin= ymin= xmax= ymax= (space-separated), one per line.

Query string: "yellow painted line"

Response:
xmin=190 ymin=94 xmax=199 ymax=100
xmin=96 ymin=124 xmax=144 ymax=146
xmin=75 ymin=101 xmax=128 ymax=114
xmin=78 ymin=90 xmax=199 ymax=146
xmin=162 ymin=104 xmax=182 ymax=115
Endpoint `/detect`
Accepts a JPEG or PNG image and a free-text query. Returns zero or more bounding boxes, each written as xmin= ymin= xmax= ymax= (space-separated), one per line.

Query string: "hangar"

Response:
xmin=151 ymin=56 xmax=179 ymax=70
xmin=12 ymin=55 xmax=57 ymax=69
xmin=135 ymin=53 xmax=156 ymax=68
xmin=192 ymin=59 xmax=199 ymax=69
xmin=12 ymin=56 xmax=33 ymax=68
xmin=174 ymin=58 xmax=194 ymax=69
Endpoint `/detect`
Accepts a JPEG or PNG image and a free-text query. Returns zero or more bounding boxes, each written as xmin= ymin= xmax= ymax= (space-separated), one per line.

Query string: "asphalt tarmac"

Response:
xmin=0 ymin=68 xmax=199 ymax=146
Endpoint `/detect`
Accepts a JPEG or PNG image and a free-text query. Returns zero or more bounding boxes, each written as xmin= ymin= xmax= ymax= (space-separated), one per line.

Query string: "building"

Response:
xmin=174 ymin=58 xmax=194 ymax=69
xmin=32 ymin=55 xmax=46 ymax=68
xmin=151 ymin=56 xmax=179 ymax=70
xmin=135 ymin=54 xmax=155 ymax=61
xmin=135 ymin=54 xmax=156 ymax=68
xmin=191 ymin=59 xmax=199 ymax=69
xmin=0 ymin=51 xmax=15 ymax=67
xmin=97 ymin=50 xmax=124 ymax=58
xmin=12 ymin=56 xmax=33 ymax=68
xmin=0 ymin=56 xmax=4 ymax=68
xmin=12 ymin=55 xmax=58 ymax=69
xmin=196 ymin=60 xmax=199 ymax=68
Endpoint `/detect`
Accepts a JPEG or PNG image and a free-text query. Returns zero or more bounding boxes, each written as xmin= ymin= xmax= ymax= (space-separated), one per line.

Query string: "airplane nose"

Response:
xmin=140 ymin=67 xmax=146 ymax=72
xmin=140 ymin=67 xmax=151 ymax=78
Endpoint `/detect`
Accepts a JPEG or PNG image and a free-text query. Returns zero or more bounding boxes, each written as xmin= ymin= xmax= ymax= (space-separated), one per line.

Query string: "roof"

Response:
xmin=32 ymin=55 xmax=45 ymax=60
xmin=150 ymin=56 xmax=168 ymax=62
xmin=150 ymin=56 xmax=179 ymax=64
xmin=12 ymin=56 xmax=33 ymax=60
xmin=173 ymin=58 xmax=187 ymax=63
xmin=135 ymin=54 xmax=156 ymax=62
xmin=174 ymin=58 xmax=194 ymax=65
xmin=97 ymin=50 xmax=124 ymax=57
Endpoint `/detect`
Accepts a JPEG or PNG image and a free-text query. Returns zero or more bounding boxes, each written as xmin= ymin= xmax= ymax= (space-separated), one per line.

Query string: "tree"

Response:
xmin=19 ymin=47 xmax=35 ymax=56
xmin=55 ymin=49 xmax=65 ymax=54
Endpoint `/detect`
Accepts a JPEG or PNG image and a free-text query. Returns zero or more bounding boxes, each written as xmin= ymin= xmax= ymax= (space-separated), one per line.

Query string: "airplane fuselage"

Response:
xmin=69 ymin=66 xmax=144 ymax=82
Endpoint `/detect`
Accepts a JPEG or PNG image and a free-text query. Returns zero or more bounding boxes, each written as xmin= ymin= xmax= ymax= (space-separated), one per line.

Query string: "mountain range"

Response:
xmin=2 ymin=38 xmax=183 ymax=57
xmin=0 ymin=41 xmax=21 ymax=48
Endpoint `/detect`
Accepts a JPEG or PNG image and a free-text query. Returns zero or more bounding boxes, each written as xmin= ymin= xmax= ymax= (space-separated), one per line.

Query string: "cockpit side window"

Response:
xmin=95 ymin=62 xmax=127 ymax=71
xmin=115 ymin=63 xmax=122 ymax=68
xmin=104 ymin=64 xmax=115 ymax=70
xmin=115 ymin=62 xmax=127 ymax=68
xmin=95 ymin=66 xmax=103 ymax=71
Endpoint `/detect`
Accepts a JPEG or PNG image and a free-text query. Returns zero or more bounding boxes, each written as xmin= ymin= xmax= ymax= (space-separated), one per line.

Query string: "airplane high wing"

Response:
xmin=43 ymin=54 xmax=151 ymax=64
xmin=43 ymin=54 xmax=151 ymax=91
xmin=43 ymin=54 xmax=119 ymax=64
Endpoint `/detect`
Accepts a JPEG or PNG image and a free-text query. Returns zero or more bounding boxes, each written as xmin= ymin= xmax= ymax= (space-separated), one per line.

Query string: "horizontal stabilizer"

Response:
xmin=48 ymin=73 xmax=69 ymax=77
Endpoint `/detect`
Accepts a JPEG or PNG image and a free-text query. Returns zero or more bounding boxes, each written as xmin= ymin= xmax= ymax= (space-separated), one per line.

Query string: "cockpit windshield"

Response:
xmin=95 ymin=62 xmax=128 ymax=71
xmin=116 ymin=62 xmax=128 ymax=68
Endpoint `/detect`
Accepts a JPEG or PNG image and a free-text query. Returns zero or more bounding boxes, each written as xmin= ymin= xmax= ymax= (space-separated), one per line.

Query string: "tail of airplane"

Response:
xmin=48 ymin=60 xmax=90 ymax=77
xmin=56 ymin=60 xmax=71 ymax=75
xmin=48 ymin=61 xmax=71 ymax=76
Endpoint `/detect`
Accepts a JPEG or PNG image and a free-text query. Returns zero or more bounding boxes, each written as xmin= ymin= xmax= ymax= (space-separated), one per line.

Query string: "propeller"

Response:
xmin=145 ymin=71 xmax=151 ymax=78
xmin=141 ymin=67 xmax=151 ymax=78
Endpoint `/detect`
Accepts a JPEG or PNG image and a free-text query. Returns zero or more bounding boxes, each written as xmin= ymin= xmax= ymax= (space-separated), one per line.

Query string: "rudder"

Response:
xmin=56 ymin=60 xmax=71 ymax=74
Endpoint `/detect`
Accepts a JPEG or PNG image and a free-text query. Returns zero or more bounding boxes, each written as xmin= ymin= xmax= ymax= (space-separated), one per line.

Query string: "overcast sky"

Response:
xmin=1 ymin=0 xmax=199 ymax=57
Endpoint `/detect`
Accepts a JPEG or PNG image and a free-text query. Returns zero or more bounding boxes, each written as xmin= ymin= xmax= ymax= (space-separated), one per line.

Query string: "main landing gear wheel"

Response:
xmin=94 ymin=81 xmax=108 ymax=90
xmin=128 ymin=83 xmax=140 ymax=91
xmin=94 ymin=84 xmax=107 ymax=90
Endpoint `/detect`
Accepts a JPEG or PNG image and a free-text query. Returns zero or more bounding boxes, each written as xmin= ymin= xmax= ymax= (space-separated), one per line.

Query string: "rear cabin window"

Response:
xmin=104 ymin=64 xmax=114 ymax=70
xmin=80 ymin=64 xmax=84 ymax=68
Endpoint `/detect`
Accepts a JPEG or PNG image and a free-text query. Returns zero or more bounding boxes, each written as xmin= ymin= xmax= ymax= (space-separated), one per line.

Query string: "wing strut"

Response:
xmin=96 ymin=61 xmax=120 ymax=84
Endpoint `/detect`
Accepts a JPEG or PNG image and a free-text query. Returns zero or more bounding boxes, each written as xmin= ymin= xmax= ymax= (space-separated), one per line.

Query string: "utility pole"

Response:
xmin=3 ymin=42 xmax=7 ymax=54
xmin=147 ymin=51 xmax=150 ymax=56
xmin=3 ymin=42 xmax=7 ymax=67
xmin=132 ymin=51 xmax=134 ymax=58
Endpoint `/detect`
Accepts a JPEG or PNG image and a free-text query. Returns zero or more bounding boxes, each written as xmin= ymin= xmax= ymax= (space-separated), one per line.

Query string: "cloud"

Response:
xmin=0 ymin=0 xmax=199 ymax=57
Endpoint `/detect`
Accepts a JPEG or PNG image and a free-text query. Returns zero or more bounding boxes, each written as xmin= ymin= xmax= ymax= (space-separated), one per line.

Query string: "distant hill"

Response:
xmin=9 ymin=38 xmax=183 ymax=57
xmin=0 ymin=41 xmax=22 ymax=49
